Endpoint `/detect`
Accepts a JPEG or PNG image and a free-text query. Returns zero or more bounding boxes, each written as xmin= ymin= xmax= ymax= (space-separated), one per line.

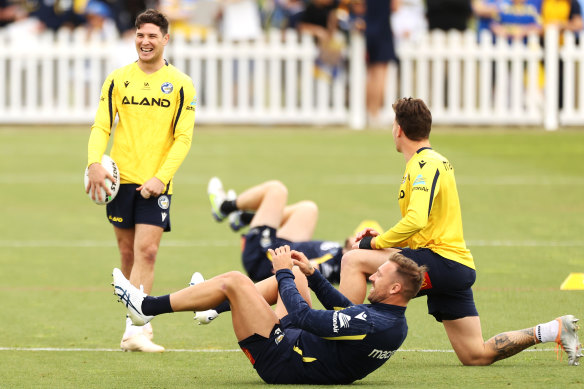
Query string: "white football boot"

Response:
xmin=189 ymin=272 xmax=219 ymax=325
xmin=112 ymin=268 xmax=153 ymax=326
xmin=208 ymin=177 xmax=227 ymax=222
xmin=555 ymin=315 xmax=583 ymax=366
xmin=120 ymin=332 xmax=164 ymax=353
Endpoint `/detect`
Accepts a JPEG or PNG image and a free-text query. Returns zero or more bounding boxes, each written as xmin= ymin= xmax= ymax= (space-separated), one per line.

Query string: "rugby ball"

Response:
xmin=84 ymin=154 xmax=120 ymax=205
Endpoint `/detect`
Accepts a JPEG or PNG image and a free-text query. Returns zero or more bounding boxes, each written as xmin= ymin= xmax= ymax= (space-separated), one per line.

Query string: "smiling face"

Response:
xmin=367 ymin=260 xmax=401 ymax=304
xmin=135 ymin=23 xmax=169 ymax=66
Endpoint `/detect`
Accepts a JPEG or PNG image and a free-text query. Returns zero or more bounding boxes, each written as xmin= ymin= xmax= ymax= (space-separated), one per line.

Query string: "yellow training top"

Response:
xmin=87 ymin=61 xmax=196 ymax=194
xmin=375 ymin=147 xmax=475 ymax=269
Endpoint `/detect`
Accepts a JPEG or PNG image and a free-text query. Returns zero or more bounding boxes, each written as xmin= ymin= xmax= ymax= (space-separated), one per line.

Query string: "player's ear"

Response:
xmin=389 ymin=282 xmax=402 ymax=295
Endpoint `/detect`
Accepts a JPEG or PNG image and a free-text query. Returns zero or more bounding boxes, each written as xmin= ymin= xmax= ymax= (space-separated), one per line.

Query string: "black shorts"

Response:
xmin=106 ymin=184 xmax=172 ymax=231
xmin=399 ymin=248 xmax=478 ymax=322
xmin=241 ymin=226 xmax=290 ymax=282
xmin=238 ymin=322 xmax=302 ymax=384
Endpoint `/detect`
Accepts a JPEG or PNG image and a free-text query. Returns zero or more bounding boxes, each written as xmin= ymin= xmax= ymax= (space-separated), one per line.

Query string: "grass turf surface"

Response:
xmin=0 ymin=125 xmax=583 ymax=388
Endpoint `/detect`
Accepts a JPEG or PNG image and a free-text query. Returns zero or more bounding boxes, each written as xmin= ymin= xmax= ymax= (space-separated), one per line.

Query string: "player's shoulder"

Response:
xmin=165 ymin=62 xmax=194 ymax=84
xmin=107 ymin=62 xmax=138 ymax=82
xmin=416 ymin=148 xmax=451 ymax=168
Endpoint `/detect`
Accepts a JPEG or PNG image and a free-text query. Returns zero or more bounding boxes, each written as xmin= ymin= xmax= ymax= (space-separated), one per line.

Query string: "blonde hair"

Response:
xmin=388 ymin=252 xmax=427 ymax=300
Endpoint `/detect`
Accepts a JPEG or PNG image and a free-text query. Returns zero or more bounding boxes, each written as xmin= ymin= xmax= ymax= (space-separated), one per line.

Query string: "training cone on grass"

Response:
xmin=560 ymin=273 xmax=584 ymax=290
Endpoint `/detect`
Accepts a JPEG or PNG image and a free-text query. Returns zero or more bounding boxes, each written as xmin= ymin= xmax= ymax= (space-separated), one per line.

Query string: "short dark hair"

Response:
xmin=388 ymin=252 xmax=427 ymax=300
xmin=392 ymin=97 xmax=432 ymax=141
xmin=135 ymin=9 xmax=169 ymax=35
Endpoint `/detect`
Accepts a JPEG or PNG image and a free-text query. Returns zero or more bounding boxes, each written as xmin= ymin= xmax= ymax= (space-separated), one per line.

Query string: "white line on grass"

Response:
xmin=1 ymin=240 xmax=583 ymax=248
xmin=0 ymin=347 xmax=557 ymax=353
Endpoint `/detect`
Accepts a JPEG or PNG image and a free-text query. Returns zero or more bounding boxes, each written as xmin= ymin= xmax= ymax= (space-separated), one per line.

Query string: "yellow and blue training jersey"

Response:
xmin=375 ymin=147 xmax=475 ymax=269
xmin=87 ymin=60 xmax=196 ymax=194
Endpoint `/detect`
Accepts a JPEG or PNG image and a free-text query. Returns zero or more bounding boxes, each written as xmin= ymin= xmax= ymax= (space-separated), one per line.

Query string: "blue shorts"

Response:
xmin=106 ymin=184 xmax=172 ymax=231
xmin=399 ymin=248 xmax=478 ymax=322
xmin=238 ymin=322 xmax=302 ymax=384
xmin=241 ymin=226 xmax=290 ymax=282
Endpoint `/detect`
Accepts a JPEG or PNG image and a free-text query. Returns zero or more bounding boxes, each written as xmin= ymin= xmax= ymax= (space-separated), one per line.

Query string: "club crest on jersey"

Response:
xmin=158 ymin=195 xmax=170 ymax=209
xmin=161 ymin=82 xmax=173 ymax=94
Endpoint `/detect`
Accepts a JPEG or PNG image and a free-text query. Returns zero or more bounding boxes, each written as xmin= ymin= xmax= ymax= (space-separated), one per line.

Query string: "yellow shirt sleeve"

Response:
xmin=374 ymin=159 xmax=438 ymax=249
xmin=87 ymin=73 xmax=117 ymax=166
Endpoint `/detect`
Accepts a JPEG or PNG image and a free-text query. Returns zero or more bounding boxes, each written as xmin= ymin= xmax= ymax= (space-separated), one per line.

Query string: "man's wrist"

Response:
xmin=359 ymin=236 xmax=374 ymax=250
xmin=275 ymin=268 xmax=294 ymax=282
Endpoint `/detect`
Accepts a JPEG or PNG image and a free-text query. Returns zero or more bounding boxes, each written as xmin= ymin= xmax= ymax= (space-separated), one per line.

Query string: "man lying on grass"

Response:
xmin=113 ymin=246 xmax=426 ymax=384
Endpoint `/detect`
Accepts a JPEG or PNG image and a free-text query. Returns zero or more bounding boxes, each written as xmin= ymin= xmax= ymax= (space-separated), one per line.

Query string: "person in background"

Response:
xmin=206 ymin=177 xmax=373 ymax=283
xmin=365 ymin=0 xmax=399 ymax=128
xmin=490 ymin=0 xmax=542 ymax=42
xmin=540 ymin=0 xmax=583 ymax=107
xmin=23 ymin=0 xmax=85 ymax=32
xmin=391 ymin=0 xmax=427 ymax=48
xmin=83 ymin=1 xmax=118 ymax=40
xmin=0 ymin=0 xmax=28 ymax=28
xmin=426 ymin=0 xmax=473 ymax=31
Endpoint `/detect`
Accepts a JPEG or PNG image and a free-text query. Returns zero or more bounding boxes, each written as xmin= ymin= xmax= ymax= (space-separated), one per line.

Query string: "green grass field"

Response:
xmin=1 ymin=125 xmax=583 ymax=388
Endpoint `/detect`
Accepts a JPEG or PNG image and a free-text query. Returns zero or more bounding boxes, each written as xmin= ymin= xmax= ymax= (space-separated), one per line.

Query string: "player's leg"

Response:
xmin=129 ymin=224 xmax=163 ymax=294
xmin=194 ymin=266 xmax=313 ymax=324
xmin=113 ymin=226 xmax=135 ymax=278
xmin=166 ymin=272 xmax=280 ymax=340
xmin=366 ymin=62 xmax=388 ymax=125
xmin=339 ymin=248 xmax=400 ymax=304
xmin=119 ymin=224 xmax=165 ymax=352
xmin=238 ymin=180 xmax=287 ymax=229
xmin=209 ymin=178 xmax=288 ymax=228
xmin=277 ymin=200 xmax=318 ymax=241
xmin=444 ymin=315 xmax=582 ymax=366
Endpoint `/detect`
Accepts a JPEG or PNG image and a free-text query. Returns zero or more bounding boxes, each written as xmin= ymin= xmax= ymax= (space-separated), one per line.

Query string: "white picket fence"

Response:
xmin=0 ymin=26 xmax=582 ymax=129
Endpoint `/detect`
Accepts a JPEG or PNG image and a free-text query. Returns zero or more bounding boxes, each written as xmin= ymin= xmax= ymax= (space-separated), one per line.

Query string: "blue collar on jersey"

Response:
xmin=416 ymin=147 xmax=432 ymax=154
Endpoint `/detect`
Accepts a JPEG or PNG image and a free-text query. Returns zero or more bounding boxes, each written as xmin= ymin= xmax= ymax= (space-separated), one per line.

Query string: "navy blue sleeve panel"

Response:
xmin=276 ymin=270 xmax=372 ymax=338
xmin=306 ymin=270 xmax=354 ymax=310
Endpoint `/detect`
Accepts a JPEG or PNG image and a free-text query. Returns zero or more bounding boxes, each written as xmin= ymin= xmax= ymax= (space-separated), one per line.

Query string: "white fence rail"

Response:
xmin=0 ymin=27 xmax=582 ymax=129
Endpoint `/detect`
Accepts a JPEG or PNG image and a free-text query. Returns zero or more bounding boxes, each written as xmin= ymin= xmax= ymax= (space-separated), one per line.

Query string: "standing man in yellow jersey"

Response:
xmin=339 ymin=97 xmax=582 ymax=366
xmin=85 ymin=9 xmax=196 ymax=352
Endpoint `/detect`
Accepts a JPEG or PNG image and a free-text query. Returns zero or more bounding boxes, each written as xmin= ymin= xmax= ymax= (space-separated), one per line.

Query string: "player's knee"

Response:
xmin=341 ymin=249 xmax=366 ymax=271
xmin=138 ymin=243 xmax=159 ymax=264
xmin=297 ymin=200 xmax=318 ymax=218
xmin=221 ymin=271 xmax=254 ymax=291
xmin=265 ymin=180 xmax=288 ymax=198
xmin=460 ymin=356 xmax=493 ymax=366
xmin=456 ymin=348 xmax=494 ymax=366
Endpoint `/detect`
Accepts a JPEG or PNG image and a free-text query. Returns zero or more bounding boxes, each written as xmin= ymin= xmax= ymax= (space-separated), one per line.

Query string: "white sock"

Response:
xmin=123 ymin=316 xmax=144 ymax=338
xmin=535 ymin=319 xmax=560 ymax=343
